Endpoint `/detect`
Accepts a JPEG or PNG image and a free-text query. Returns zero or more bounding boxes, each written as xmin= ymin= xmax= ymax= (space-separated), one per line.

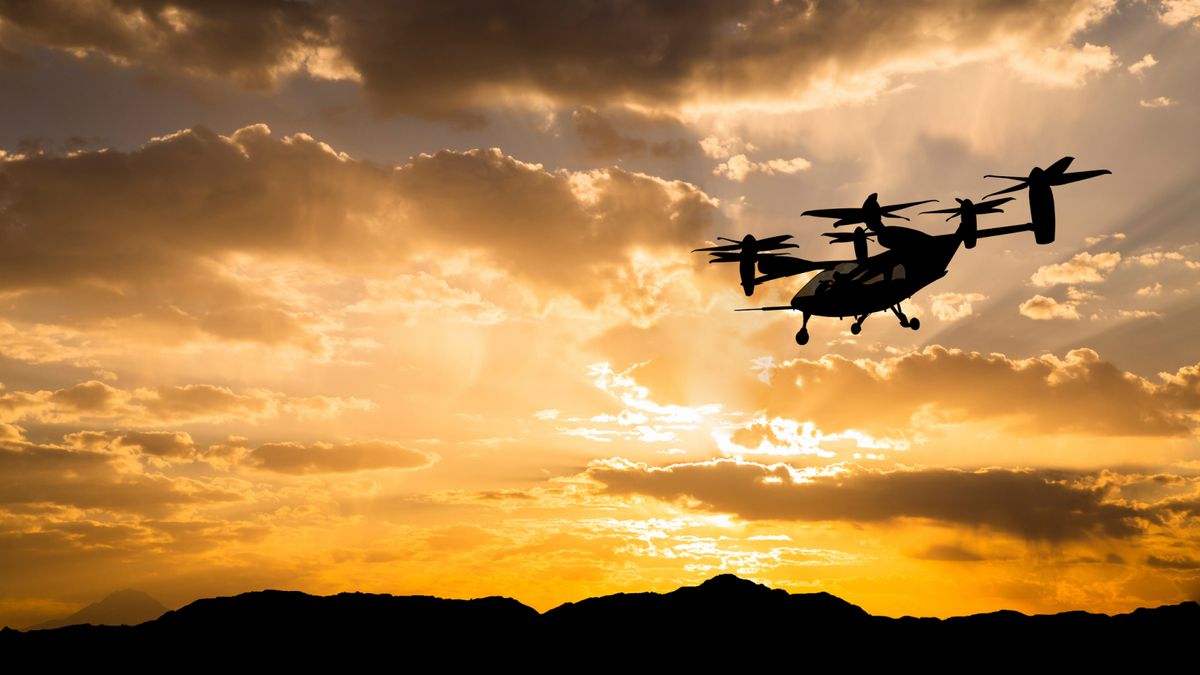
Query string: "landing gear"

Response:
xmin=795 ymin=311 xmax=812 ymax=346
xmin=850 ymin=314 xmax=867 ymax=335
xmin=889 ymin=304 xmax=919 ymax=330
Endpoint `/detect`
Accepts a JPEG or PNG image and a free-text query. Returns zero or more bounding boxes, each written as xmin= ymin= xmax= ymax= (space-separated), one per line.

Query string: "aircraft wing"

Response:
xmin=801 ymin=207 xmax=862 ymax=220
xmin=974 ymin=223 xmax=1034 ymax=239
xmin=756 ymin=256 xmax=844 ymax=279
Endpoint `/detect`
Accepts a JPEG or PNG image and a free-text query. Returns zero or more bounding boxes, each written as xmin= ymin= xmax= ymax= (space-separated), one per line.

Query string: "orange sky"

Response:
xmin=2 ymin=0 xmax=1199 ymax=627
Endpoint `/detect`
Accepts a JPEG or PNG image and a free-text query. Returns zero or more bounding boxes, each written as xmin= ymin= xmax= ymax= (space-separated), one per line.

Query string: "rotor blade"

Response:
xmin=735 ymin=306 xmax=796 ymax=312
xmin=822 ymin=233 xmax=874 ymax=242
xmin=832 ymin=216 xmax=865 ymax=227
xmin=919 ymin=207 xmax=962 ymax=215
xmin=983 ymin=174 xmax=1029 ymax=181
xmin=975 ymin=207 xmax=1005 ymax=215
xmin=1051 ymin=169 xmax=1111 ymax=186
xmin=982 ymin=182 xmax=1030 ymax=199
xmin=692 ymin=243 xmax=744 ymax=252
xmin=753 ymin=234 xmax=796 ymax=247
xmin=881 ymin=199 xmax=937 ymax=213
xmin=706 ymin=253 xmax=743 ymax=263
xmin=882 ymin=213 xmax=911 ymax=221
xmin=1044 ymin=156 xmax=1075 ymax=176
xmin=974 ymin=197 xmax=1015 ymax=210
xmin=801 ymin=207 xmax=862 ymax=220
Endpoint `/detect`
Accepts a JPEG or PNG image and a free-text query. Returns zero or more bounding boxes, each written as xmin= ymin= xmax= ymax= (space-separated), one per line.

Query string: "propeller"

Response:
xmin=691 ymin=234 xmax=798 ymax=254
xmin=692 ymin=234 xmax=798 ymax=296
xmin=920 ymin=197 xmax=1013 ymax=221
xmin=983 ymin=156 xmax=1111 ymax=199
xmin=802 ymin=193 xmax=937 ymax=230
xmin=821 ymin=226 xmax=873 ymax=262
xmin=821 ymin=229 xmax=876 ymax=244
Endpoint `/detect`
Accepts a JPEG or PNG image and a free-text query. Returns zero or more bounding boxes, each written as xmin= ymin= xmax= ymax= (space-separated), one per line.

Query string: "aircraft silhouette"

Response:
xmin=694 ymin=157 xmax=1110 ymax=345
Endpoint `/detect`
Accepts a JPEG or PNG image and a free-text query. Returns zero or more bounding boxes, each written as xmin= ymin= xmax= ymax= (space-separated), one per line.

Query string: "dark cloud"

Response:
xmin=1146 ymin=555 xmax=1200 ymax=570
xmin=239 ymin=439 xmax=436 ymax=474
xmin=591 ymin=459 xmax=1145 ymax=542
xmin=571 ymin=108 xmax=695 ymax=160
xmin=0 ymin=0 xmax=331 ymax=88
xmin=912 ymin=544 xmax=985 ymax=562
xmin=1 ymin=1 xmax=1117 ymax=119
xmin=0 ymin=378 xmax=370 ymax=425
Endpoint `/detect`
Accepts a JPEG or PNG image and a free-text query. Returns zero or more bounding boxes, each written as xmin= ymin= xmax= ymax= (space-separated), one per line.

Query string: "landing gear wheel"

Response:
xmin=795 ymin=328 xmax=809 ymax=346
xmin=850 ymin=323 xmax=862 ymax=335
xmin=909 ymin=318 xmax=920 ymax=331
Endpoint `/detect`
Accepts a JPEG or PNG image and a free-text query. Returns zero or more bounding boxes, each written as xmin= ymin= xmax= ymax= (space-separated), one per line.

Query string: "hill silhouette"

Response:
xmin=28 ymin=589 xmax=167 ymax=630
xmin=3 ymin=574 xmax=1196 ymax=664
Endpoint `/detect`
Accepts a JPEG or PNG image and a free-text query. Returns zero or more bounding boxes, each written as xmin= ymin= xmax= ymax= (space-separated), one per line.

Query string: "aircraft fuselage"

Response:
xmin=789 ymin=227 xmax=960 ymax=317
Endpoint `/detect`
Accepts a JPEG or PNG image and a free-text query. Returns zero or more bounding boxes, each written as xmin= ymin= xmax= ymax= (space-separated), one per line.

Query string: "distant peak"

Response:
xmin=697 ymin=574 xmax=766 ymax=591
xmin=28 ymin=589 xmax=167 ymax=630
xmin=100 ymin=589 xmax=160 ymax=603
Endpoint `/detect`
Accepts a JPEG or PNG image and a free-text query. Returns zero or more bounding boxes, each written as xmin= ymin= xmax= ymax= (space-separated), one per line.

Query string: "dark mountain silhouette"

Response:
xmin=27 ymin=589 xmax=168 ymax=630
xmin=2 ymin=574 xmax=1195 ymax=664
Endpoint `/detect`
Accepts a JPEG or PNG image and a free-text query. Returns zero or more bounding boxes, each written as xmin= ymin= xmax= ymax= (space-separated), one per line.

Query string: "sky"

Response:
xmin=2 ymin=0 xmax=1199 ymax=626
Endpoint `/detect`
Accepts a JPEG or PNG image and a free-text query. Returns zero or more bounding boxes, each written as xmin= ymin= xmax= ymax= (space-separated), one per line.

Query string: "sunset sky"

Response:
xmin=3 ymin=0 xmax=1200 ymax=627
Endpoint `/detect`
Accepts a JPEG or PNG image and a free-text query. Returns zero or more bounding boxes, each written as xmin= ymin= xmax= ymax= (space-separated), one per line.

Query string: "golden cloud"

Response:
xmin=754 ymin=346 xmax=1196 ymax=437
xmin=1019 ymin=294 xmax=1082 ymax=320
xmin=0 ymin=125 xmax=720 ymax=350
xmin=1030 ymin=252 xmax=1122 ymax=286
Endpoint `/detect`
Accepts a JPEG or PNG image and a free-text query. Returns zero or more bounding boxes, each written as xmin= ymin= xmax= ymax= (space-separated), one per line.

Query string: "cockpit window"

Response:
xmin=795 ymin=262 xmax=906 ymax=297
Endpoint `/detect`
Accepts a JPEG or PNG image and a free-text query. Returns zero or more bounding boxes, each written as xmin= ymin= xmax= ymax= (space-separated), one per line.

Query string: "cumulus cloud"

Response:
xmin=1127 ymin=53 xmax=1158 ymax=76
xmin=699 ymin=135 xmax=757 ymax=160
xmin=0 ymin=436 xmax=240 ymax=516
xmin=1008 ymin=42 xmax=1117 ymax=87
xmin=0 ymin=1 xmax=1122 ymax=119
xmin=930 ymin=293 xmax=987 ymax=321
xmin=1030 ymin=252 xmax=1122 ymax=286
xmin=713 ymin=154 xmax=811 ymax=182
xmin=589 ymin=459 xmax=1144 ymax=542
xmin=1159 ymin=0 xmax=1200 ymax=27
xmin=1140 ymin=96 xmax=1174 ymax=108
xmin=1083 ymin=232 xmax=1126 ymax=246
xmin=1118 ymin=309 xmax=1163 ymax=319
xmin=1019 ymin=294 xmax=1082 ymax=320
xmin=0 ymin=380 xmax=374 ymax=426
xmin=754 ymin=346 xmax=1199 ymax=437
xmin=0 ymin=125 xmax=720 ymax=348
xmin=1127 ymin=251 xmax=1197 ymax=267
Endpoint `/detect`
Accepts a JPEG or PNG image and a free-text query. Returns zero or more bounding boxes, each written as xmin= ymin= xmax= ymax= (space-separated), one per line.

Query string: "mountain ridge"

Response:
xmin=5 ymin=574 xmax=1197 ymax=663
